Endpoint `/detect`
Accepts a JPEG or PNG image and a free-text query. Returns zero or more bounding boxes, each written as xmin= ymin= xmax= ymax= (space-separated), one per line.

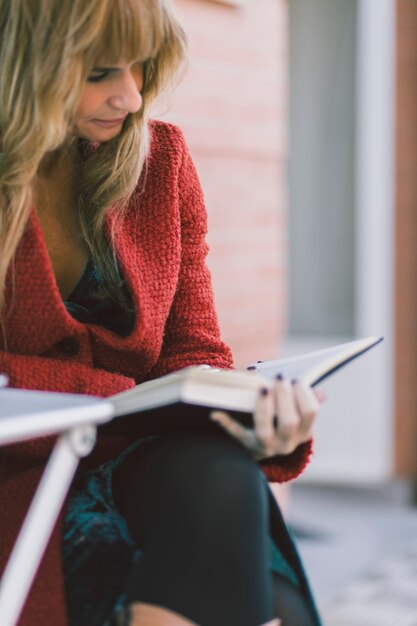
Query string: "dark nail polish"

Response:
xmin=273 ymin=415 xmax=279 ymax=430
xmin=292 ymin=378 xmax=298 ymax=385
xmin=257 ymin=360 xmax=263 ymax=363
xmin=260 ymin=387 xmax=269 ymax=396
xmin=276 ymin=373 xmax=284 ymax=381
xmin=247 ymin=365 xmax=257 ymax=371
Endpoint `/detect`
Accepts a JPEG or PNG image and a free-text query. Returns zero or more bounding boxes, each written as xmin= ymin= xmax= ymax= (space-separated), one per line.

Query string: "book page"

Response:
xmin=250 ymin=337 xmax=383 ymax=386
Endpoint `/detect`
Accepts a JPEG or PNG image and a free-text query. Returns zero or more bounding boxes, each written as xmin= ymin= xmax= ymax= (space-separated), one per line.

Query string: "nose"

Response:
xmin=108 ymin=69 xmax=143 ymax=114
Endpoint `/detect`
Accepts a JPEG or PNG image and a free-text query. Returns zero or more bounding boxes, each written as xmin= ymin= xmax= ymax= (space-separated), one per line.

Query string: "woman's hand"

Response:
xmin=210 ymin=377 xmax=325 ymax=460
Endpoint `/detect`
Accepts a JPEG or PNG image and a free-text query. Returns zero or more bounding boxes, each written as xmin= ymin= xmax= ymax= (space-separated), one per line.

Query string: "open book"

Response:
xmin=104 ymin=336 xmax=383 ymax=436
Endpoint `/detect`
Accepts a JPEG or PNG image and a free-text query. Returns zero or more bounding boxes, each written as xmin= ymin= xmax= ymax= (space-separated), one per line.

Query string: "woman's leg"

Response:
xmin=112 ymin=429 xmax=274 ymax=626
xmin=129 ymin=603 xmax=281 ymax=626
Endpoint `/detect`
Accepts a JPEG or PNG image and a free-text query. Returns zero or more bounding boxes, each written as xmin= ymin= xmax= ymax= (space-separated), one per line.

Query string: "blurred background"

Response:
xmin=159 ymin=0 xmax=417 ymax=623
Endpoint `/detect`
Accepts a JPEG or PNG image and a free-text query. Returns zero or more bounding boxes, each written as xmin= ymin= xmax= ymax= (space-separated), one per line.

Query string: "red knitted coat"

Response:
xmin=0 ymin=121 xmax=312 ymax=625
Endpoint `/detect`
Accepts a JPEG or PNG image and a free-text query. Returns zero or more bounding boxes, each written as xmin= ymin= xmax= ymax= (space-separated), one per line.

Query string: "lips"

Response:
xmin=92 ymin=117 xmax=126 ymax=128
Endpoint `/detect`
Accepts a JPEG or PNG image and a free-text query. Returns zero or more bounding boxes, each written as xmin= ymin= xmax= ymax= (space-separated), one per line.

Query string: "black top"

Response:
xmin=63 ymin=258 xmax=135 ymax=336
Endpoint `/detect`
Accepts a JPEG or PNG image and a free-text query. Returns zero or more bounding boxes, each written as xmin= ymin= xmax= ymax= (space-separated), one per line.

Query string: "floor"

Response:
xmin=287 ymin=482 xmax=417 ymax=626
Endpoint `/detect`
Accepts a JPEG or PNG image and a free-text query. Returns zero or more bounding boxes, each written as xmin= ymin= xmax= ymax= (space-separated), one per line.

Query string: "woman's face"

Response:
xmin=72 ymin=60 xmax=144 ymax=141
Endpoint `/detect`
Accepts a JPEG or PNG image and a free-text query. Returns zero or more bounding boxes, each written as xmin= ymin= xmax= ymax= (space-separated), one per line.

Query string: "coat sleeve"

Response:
xmin=147 ymin=127 xmax=312 ymax=484
xmin=259 ymin=440 xmax=313 ymax=483
xmin=147 ymin=129 xmax=234 ymax=378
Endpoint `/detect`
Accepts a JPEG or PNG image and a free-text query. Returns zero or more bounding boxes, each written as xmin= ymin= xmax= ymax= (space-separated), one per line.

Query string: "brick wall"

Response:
xmin=394 ymin=0 xmax=417 ymax=479
xmin=160 ymin=0 xmax=287 ymax=367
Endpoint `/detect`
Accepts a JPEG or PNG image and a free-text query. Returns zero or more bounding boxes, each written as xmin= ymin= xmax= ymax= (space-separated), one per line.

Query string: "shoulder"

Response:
xmin=142 ymin=120 xmax=200 ymax=196
xmin=133 ymin=120 xmax=206 ymax=224
xmin=149 ymin=120 xmax=186 ymax=155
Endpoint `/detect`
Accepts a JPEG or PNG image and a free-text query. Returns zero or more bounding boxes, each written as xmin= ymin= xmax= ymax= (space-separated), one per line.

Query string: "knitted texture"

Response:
xmin=0 ymin=121 xmax=312 ymax=625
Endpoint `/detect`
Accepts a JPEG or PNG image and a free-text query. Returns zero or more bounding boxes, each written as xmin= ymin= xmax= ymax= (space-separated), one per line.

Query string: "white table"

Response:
xmin=0 ymin=384 xmax=114 ymax=626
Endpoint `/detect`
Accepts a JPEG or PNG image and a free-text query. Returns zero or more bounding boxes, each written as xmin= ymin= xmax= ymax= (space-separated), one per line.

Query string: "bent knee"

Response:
xmin=153 ymin=430 xmax=268 ymax=514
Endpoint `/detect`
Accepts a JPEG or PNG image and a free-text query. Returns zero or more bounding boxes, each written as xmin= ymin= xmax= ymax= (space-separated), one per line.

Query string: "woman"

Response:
xmin=0 ymin=1 xmax=323 ymax=625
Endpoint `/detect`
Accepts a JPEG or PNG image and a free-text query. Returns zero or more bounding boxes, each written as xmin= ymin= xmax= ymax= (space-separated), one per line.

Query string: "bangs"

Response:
xmin=92 ymin=0 xmax=166 ymax=65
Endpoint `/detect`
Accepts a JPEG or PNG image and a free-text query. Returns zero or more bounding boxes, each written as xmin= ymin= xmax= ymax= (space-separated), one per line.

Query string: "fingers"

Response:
xmin=255 ymin=377 xmax=322 ymax=456
xmin=292 ymin=380 xmax=320 ymax=441
xmin=274 ymin=376 xmax=300 ymax=452
xmin=314 ymin=388 xmax=326 ymax=404
xmin=210 ymin=379 xmax=324 ymax=461
xmin=253 ymin=386 xmax=276 ymax=456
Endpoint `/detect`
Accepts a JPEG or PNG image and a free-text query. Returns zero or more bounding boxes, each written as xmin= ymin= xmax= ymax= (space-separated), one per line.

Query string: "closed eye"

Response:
xmin=87 ymin=68 xmax=118 ymax=83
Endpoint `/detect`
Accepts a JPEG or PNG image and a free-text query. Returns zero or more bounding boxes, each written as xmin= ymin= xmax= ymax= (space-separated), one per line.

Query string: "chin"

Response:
xmin=74 ymin=124 xmax=123 ymax=143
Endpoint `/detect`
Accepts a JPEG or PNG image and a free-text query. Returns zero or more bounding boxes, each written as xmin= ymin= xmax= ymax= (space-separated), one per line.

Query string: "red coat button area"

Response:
xmin=55 ymin=337 xmax=80 ymax=356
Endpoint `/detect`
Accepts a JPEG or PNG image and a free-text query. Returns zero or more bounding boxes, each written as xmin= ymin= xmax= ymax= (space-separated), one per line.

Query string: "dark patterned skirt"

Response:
xmin=62 ymin=439 xmax=321 ymax=626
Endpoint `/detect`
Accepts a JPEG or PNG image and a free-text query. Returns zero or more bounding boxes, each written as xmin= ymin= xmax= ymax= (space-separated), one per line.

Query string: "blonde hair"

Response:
xmin=0 ymin=0 xmax=186 ymax=319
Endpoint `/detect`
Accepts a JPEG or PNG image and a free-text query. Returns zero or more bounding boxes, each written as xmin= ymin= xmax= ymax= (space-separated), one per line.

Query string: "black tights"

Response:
xmin=113 ymin=430 xmax=315 ymax=626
